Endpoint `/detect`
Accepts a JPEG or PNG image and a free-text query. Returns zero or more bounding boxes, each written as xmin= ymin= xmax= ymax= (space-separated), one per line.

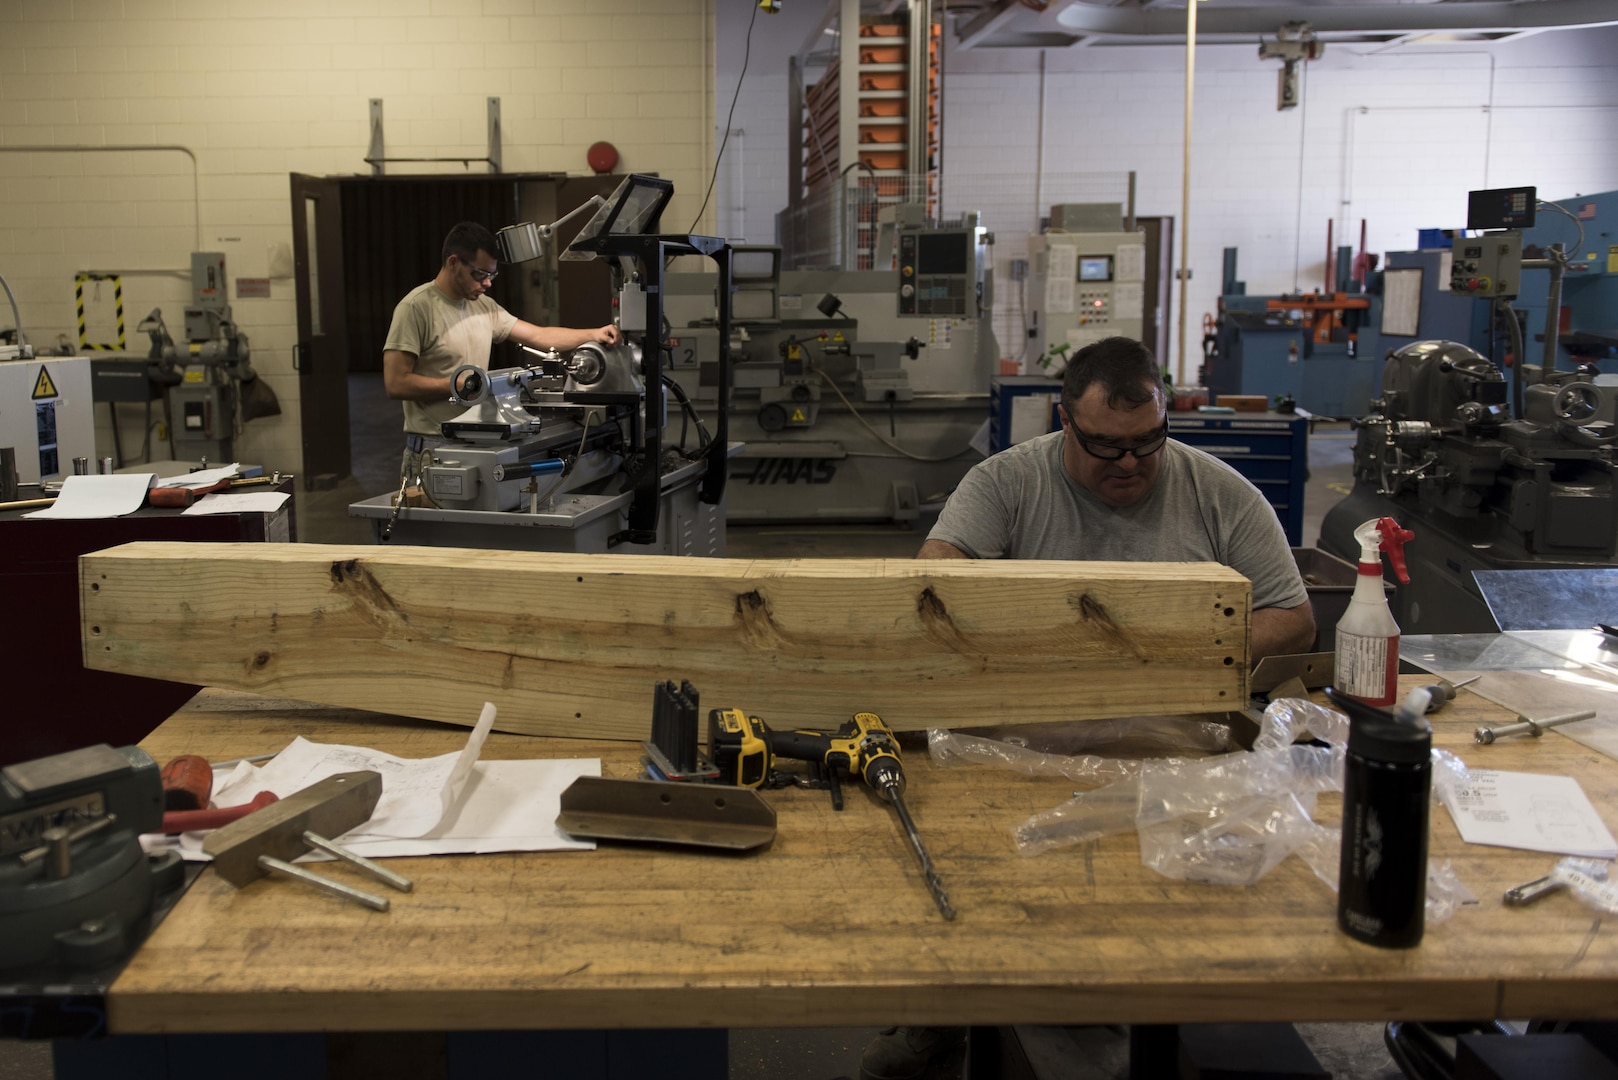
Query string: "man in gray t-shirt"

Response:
xmin=383 ymin=221 xmax=620 ymax=484
xmin=922 ymin=336 xmax=1314 ymax=661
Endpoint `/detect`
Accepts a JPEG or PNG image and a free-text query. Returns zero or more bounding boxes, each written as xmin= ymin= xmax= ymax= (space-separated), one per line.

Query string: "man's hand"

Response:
xmin=1251 ymin=602 xmax=1316 ymax=662
xmin=594 ymin=324 xmax=621 ymax=346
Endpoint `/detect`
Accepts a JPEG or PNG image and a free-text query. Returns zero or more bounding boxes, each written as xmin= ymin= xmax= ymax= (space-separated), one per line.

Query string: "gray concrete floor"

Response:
xmin=1 ymin=404 xmax=1395 ymax=1080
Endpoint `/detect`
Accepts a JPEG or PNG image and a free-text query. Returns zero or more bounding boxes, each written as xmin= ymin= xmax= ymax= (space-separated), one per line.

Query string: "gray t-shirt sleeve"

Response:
xmin=927 ymin=457 xmax=1014 ymax=558
xmin=383 ymin=289 xmax=429 ymax=356
xmin=1210 ymin=475 xmax=1310 ymax=611
xmin=489 ymin=300 xmax=518 ymax=344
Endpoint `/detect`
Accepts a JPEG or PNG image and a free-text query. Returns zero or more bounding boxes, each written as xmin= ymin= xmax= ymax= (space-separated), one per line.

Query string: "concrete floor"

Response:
xmin=3 ymin=396 xmax=1404 ymax=1080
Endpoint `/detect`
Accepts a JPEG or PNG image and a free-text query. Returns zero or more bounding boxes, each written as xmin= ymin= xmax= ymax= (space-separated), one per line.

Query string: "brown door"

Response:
xmin=290 ymin=173 xmax=352 ymax=487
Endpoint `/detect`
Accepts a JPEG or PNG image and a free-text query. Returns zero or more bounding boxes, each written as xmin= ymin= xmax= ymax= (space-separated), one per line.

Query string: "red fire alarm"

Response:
xmin=586 ymin=141 xmax=619 ymax=175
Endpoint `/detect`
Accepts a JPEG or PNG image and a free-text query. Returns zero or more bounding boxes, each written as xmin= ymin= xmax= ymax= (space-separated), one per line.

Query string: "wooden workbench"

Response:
xmin=113 ymin=679 xmax=1618 ymax=1036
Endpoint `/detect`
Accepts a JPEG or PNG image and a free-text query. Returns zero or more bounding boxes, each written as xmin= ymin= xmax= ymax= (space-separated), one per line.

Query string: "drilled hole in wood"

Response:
xmin=1223 ymin=656 xmax=1235 ymax=666
xmin=713 ymin=797 xmax=727 ymax=809
xmin=90 ymin=626 xmax=100 ymax=635
xmin=660 ymin=792 xmax=672 ymax=804
xmin=90 ymin=583 xmax=99 ymax=591
xmin=576 ymin=576 xmax=584 ymax=583
xmin=1223 ymin=607 xmax=1235 ymax=617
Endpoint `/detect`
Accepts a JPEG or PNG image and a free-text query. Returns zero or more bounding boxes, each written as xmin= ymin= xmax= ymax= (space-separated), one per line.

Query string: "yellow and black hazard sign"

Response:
xmin=74 ymin=272 xmax=126 ymax=353
xmin=31 ymin=365 xmax=59 ymax=400
xmin=790 ymin=407 xmax=807 ymax=423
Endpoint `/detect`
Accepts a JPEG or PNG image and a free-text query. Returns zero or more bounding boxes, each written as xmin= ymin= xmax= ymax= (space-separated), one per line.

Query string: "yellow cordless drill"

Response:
xmin=707 ymin=709 xmax=955 ymax=920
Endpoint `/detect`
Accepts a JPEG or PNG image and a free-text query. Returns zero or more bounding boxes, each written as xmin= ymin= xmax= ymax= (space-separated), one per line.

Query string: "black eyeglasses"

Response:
xmin=464 ymin=261 xmax=498 ymax=283
xmin=1062 ymin=407 xmax=1169 ymax=461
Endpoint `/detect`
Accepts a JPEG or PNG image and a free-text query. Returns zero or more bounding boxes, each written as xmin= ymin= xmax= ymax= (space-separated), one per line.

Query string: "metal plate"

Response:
xmin=1250 ymin=652 xmax=1335 ymax=694
xmin=557 ymin=776 xmax=776 ymax=852
xmin=1474 ymin=568 xmax=1618 ymax=631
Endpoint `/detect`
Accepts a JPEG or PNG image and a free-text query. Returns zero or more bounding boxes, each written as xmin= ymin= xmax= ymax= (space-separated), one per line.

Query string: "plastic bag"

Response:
xmin=926 ymin=714 xmax=1233 ymax=786
xmin=1003 ymin=698 xmax=1470 ymax=923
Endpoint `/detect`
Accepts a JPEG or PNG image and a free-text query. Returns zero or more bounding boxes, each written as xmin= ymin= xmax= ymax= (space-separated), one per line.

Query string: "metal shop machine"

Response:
xmin=1204 ymin=247 xmax=1384 ymax=417
xmin=349 ymin=174 xmax=735 ymax=555
xmin=1320 ymin=187 xmax=1618 ymax=633
xmin=1515 ymin=188 xmax=1618 ymax=373
xmin=1024 ymin=207 xmax=1147 ymax=373
xmin=661 ymin=214 xmax=997 ymax=524
xmin=132 ymin=253 xmax=258 ymax=463
xmin=1370 ymin=189 xmax=1618 ymax=382
xmin=0 ymin=357 xmax=94 ymax=487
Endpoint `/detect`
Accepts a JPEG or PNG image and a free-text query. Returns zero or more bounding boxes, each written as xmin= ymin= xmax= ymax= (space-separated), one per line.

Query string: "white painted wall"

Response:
xmin=710 ymin=13 xmax=1618 ymax=379
xmin=712 ymin=0 xmax=829 ymax=245
xmin=0 ymin=0 xmax=713 ymax=475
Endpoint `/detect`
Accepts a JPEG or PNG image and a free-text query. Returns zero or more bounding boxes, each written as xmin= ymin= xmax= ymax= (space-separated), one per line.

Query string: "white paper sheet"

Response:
xmin=347 ymin=758 xmax=600 ymax=856
xmin=1115 ymin=243 xmax=1146 ymax=282
xmin=1112 ymin=281 xmax=1144 ymax=314
xmin=1044 ymin=276 xmax=1075 ymax=315
xmin=156 ymin=702 xmax=599 ymax=860
xmin=25 ymin=473 xmax=155 ymax=519
xmin=1047 ymin=243 xmax=1077 ymax=286
xmin=156 ymin=463 xmax=242 ymax=487
xmin=1010 ymin=393 xmax=1056 ymax=446
xmin=1443 ymin=769 xmax=1618 ymax=858
xmin=182 ymin=491 xmax=291 ymax=516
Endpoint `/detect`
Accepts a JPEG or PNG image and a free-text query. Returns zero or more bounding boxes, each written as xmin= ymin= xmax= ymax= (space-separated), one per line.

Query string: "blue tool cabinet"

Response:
xmin=1168 ymin=412 xmax=1308 ymax=546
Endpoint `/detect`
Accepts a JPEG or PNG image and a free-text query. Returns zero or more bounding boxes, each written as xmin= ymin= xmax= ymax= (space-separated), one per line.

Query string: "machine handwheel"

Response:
xmin=450 ymin=364 xmax=486 ymax=404
xmin=757 ymin=404 xmax=787 ymax=432
xmin=1553 ymin=382 xmax=1600 ymax=424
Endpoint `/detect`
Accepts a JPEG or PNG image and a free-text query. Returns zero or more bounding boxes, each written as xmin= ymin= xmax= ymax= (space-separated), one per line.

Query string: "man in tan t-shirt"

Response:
xmin=383 ymin=220 xmax=620 ymax=484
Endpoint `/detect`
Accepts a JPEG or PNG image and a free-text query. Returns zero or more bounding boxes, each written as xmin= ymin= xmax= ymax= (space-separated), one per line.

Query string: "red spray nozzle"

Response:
xmin=1376 ymin=517 xmax=1415 ymax=584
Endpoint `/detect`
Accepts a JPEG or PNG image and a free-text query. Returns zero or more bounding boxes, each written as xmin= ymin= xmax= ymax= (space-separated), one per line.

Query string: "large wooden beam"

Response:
xmin=81 ymin=543 xmax=1251 ymax=741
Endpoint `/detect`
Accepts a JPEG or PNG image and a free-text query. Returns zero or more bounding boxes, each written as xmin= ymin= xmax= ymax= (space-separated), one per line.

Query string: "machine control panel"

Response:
xmin=1076 ymin=289 xmax=1112 ymax=325
xmin=1450 ymin=232 xmax=1522 ymax=299
xmin=897 ymin=229 xmax=975 ymax=317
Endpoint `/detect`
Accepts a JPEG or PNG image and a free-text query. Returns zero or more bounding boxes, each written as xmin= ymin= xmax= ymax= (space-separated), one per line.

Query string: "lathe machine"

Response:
xmin=661 ymin=221 xmax=998 ymax=524
xmin=1320 ymin=339 xmax=1618 ymax=633
xmin=1320 ymin=186 xmax=1618 ymax=632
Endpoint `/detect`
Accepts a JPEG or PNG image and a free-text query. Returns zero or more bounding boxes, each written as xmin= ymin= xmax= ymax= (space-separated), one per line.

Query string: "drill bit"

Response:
xmin=870 ymin=764 xmax=956 ymax=920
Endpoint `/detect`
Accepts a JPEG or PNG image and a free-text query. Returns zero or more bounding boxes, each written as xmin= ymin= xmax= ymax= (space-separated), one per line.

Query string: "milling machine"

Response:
xmin=348 ymin=174 xmax=735 ymax=555
xmin=662 ymin=220 xmax=998 ymax=524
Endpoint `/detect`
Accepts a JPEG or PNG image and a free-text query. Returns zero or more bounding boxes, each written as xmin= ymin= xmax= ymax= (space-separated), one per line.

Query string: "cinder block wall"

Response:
xmin=943 ymin=32 xmax=1618 ymax=379
xmin=0 ymin=0 xmax=713 ymax=476
xmin=716 ymin=19 xmax=1618 ymax=379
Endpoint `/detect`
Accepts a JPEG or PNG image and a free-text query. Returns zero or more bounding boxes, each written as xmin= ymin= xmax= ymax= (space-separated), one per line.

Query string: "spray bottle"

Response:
xmin=1334 ymin=517 xmax=1414 ymax=707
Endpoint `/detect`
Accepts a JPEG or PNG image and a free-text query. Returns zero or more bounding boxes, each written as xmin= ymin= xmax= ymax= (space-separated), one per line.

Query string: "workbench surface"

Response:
xmin=115 ymin=681 xmax=1618 ymax=1035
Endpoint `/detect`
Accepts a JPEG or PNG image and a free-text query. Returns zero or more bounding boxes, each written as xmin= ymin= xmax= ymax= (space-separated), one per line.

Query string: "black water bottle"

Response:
xmin=1329 ymin=688 xmax=1432 ymax=949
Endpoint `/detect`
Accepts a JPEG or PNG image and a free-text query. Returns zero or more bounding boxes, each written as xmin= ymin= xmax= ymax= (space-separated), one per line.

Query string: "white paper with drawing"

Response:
xmin=181 ymin=702 xmax=597 ymax=858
